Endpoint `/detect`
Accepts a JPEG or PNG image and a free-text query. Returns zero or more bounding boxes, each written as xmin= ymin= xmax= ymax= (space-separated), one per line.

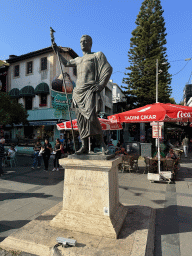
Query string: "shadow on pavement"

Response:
xmin=0 ymin=220 xmax=30 ymax=242
xmin=155 ymin=204 xmax=192 ymax=256
xmin=0 ymin=192 xmax=52 ymax=202
xmin=1 ymin=155 xmax=64 ymax=186
xmin=118 ymin=205 xmax=154 ymax=239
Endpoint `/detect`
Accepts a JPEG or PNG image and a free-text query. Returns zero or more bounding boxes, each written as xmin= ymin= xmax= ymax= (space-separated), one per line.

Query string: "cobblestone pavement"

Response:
xmin=1 ymin=153 xmax=192 ymax=255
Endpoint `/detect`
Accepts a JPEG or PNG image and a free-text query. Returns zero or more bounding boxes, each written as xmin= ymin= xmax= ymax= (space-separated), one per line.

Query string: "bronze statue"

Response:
xmin=52 ymin=35 xmax=112 ymax=154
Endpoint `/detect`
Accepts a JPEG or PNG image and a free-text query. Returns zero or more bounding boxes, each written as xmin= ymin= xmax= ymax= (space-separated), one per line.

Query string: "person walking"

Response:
xmin=7 ymin=145 xmax=16 ymax=158
xmin=42 ymin=139 xmax=52 ymax=171
xmin=0 ymin=139 xmax=5 ymax=176
xmin=182 ymin=135 xmax=189 ymax=158
xmin=59 ymin=134 xmax=64 ymax=146
xmin=66 ymin=138 xmax=73 ymax=154
xmin=31 ymin=141 xmax=42 ymax=169
xmin=52 ymin=139 xmax=62 ymax=172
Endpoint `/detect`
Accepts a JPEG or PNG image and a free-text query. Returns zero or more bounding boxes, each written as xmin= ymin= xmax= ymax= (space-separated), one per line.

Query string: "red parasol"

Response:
xmin=56 ymin=118 xmax=123 ymax=131
xmin=108 ymin=103 xmax=192 ymax=123
xmin=108 ymin=102 xmax=192 ymax=179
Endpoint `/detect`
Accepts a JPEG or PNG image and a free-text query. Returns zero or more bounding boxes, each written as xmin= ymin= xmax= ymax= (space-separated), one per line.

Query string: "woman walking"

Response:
xmin=42 ymin=139 xmax=52 ymax=171
xmin=52 ymin=139 xmax=62 ymax=171
xmin=31 ymin=141 xmax=42 ymax=169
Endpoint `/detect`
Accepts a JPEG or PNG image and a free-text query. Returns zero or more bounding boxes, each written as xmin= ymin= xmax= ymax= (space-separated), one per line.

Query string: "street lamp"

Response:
xmin=156 ymin=59 xmax=167 ymax=175
xmin=156 ymin=59 xmax=167 ymax=103
xmin=156 ymin=58 xmax=191 ymax=102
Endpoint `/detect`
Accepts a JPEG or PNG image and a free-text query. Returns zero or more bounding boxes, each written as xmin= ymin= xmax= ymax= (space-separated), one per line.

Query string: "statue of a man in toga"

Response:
xmin=52 ymin=35 xmax=112 ymax=154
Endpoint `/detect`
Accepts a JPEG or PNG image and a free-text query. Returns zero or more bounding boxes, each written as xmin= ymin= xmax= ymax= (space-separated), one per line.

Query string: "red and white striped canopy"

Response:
xmin=108 ymin=103 xmax=192 ymax=123
xmin=56 ymin=118 xmax=123 ymax=131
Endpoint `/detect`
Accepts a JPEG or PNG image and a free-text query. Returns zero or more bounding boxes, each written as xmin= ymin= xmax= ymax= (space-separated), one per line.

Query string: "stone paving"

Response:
xmin=0 ymin=153 xmax=192 ymax=255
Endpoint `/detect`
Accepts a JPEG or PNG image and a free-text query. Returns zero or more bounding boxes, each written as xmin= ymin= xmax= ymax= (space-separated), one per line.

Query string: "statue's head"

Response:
xmin=80 ymin=35 xmax=92 ymax=52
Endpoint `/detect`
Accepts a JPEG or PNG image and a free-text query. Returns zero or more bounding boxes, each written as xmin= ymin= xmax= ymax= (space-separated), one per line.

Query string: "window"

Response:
xmin=26 ymin=61 xmax=33 ymax=74
xmin=39 ymin=94 xmax=47 ymax=107
xmin=14 ymin=65 xmax=19 ymax=77
xmin=25 ymin=97 xmax=32 ymax=110
xmin=41 ymin=57 xmax=47 ymax=71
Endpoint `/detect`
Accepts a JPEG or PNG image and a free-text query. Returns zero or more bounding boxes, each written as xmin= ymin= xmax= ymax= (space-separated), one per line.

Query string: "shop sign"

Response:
xmin=150 ymin=122 xmax=164 ymax=126
xmin=140 ymin=135 xmax=145 ymax=141
xmin=51 ymin=90 xmax=72 ymax=110
xmin=152 ymin=125 xmax=162 ymax=138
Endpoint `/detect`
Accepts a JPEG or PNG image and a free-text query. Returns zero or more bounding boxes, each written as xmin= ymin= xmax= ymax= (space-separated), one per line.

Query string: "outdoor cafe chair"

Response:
xmin=121 ymin=155 xmax=138 ymax=173
xmin=144 ymin=157 xmax=150 ymax=174
xmin=165 ymin=158 xmax=174 ymax=173
xmin=118 ymin=155 xmax=131 ymax=173
xmin=5 ymin=155 xmax=17 ymax=168
xmin=149 ymin=158 xmax=158 ymax=173
xmin=132 ymin=155 xmax=139 ymax=172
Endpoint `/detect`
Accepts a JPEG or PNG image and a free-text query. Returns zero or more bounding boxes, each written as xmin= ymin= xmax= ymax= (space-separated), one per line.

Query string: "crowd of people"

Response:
xmin=30 ymin=135 xmax=76 ymax=172
xmin=0 ymin=132 xmax=190 ymax=175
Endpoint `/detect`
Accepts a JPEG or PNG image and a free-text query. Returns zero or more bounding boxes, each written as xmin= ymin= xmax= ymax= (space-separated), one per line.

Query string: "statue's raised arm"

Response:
xmin=50 ymin=27 xmax=75 ymax=67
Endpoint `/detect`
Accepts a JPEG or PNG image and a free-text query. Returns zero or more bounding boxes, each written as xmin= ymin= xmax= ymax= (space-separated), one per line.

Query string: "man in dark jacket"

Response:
xmin=0 ymin=139 xmax=5 ymax=176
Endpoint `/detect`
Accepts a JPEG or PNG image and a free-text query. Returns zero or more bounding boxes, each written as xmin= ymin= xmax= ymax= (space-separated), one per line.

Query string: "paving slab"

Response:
xmin=0 ymin=202 xmax=155 ymax=256
xmin=3 ymin=154 xmax=192 ymax=255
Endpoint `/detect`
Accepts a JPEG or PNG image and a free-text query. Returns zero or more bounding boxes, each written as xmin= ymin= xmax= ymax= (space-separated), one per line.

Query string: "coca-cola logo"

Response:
xmin=108 ymin=115 xmax=117 ymax=122
xmin=177 ymin=111 xmax=192 ymax=118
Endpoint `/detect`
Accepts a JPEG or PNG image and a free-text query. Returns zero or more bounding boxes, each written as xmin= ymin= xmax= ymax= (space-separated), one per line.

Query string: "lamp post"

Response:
xmin=156 ymin=59 xmax=158 ymax=103
xmin=156 ymin=59 xmax=166 ymax=174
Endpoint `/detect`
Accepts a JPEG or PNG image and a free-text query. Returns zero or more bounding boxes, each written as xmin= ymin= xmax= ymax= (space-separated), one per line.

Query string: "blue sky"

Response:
xmin=1 ymin=0 xmax=192 ymax=104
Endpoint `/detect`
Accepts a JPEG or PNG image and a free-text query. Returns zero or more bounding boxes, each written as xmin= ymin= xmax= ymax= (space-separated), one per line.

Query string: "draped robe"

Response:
xmin=69 ymin=52 xmax=112 ymax=139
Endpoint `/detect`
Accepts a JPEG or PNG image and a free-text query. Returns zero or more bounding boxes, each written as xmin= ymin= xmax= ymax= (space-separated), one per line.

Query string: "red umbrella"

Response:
xmin=108 ymin=102 xmax=192 ymax=178
xmin=57 ymin=118 xmax=122 ymax=131
xmin=108 ymin=103 xmax=192 ymax=123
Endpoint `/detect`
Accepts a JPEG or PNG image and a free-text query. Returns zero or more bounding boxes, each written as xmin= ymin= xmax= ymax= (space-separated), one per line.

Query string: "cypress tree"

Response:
xmin=122 ymin=0 xmax=172 ymax=108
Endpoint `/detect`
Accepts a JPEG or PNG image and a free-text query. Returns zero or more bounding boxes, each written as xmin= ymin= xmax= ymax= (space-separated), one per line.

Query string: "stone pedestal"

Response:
xmin=50 ymin=156 xmax=127 ymax=239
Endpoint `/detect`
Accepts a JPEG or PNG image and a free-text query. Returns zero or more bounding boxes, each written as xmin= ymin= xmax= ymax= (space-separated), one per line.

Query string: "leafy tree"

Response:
xmin=0 ymin=92 xmax=28 ymax=126
xmin=122 ymin=0 xmax=172 ymax=108
xmin=169 ymin=97 xmax=176 ymax=104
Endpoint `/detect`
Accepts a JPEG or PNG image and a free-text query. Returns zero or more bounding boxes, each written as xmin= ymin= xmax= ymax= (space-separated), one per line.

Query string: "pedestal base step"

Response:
xmin=68 ymin=153 xmax=115 ymax=160
xmin=50 ymin=203 xmax=127 ymax=239
xmin=0 ymin=202 xmax=155 ymax=256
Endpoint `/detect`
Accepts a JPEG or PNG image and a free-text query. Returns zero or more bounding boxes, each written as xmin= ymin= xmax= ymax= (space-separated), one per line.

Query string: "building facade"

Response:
xmin=183 ymin=84 xmax=192 ymax=106
xmin=112 ymin=81 xmax=126 ymax=115
xmin=112 ymin=81 xmax=126 ymax=104
xmin=100 ymin=80 xmax=113 ymax=115
xmin=0 ymin=60 xmax=9 ymax=93
xmin=5 ymin=47 xmax=114 ymax=145
xmin=6 ymin=46 xmax=78 ymax=143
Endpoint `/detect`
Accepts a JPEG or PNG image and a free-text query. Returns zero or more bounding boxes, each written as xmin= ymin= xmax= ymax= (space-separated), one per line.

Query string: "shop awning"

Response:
xmin=35 ymin=82 xmax=49 ymax=95
xmin=19 ymin=86 xmax=35 ymax=97
xmin=9 ymin=88 xmax=20 ymax=98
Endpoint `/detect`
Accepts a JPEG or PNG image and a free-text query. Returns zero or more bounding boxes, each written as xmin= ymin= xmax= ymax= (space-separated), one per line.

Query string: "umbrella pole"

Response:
xmin=156 ymin=59 xmax=161 ymax=175
xmin=157 ymin=121 xmax=161 ymax=174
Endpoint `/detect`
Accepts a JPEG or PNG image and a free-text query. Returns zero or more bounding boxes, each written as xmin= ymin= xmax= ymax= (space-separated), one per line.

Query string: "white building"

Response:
xmin=112 ymin=81 xmax=126 ymax=103
xmin=100 ymin=80 xmax=113 ymax=115
xmin=6 ymin=46 xmax=78 ymax=142
xmin=187 ymin=97 xmax=192 ymax=106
